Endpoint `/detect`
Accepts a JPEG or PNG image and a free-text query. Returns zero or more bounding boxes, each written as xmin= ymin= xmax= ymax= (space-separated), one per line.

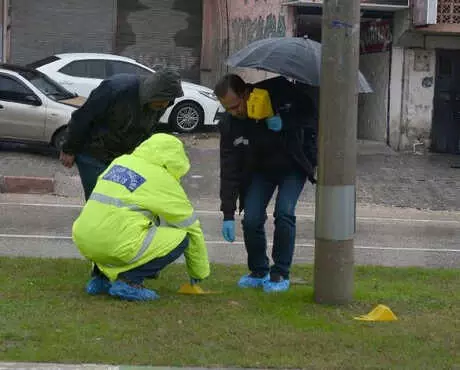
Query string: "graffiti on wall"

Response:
xmin=231 ymin=13 xmax=286 ymax=52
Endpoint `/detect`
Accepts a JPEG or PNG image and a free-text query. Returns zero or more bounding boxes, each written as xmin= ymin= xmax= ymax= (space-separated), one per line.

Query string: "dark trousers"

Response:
xmin=75 ymin=154 xmax=108 ymax=201
xmin=242 ymin=171 xmax=306 ymax=279
xmin=92 ymin=236 xmax=190 ymax=285
xmin=119 ymin=236 xmax=190 ymax=285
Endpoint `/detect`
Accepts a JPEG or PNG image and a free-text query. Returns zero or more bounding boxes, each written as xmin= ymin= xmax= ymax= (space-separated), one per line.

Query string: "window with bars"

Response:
xmin=437 ymin=0 xmax=460 ymax=24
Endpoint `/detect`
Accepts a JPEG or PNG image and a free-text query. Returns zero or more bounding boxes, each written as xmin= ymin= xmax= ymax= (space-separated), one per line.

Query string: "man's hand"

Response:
xmin=59 ymin=151 xmax=75 ymax=168
xmin=222 ymin=220 xmax=235 ymax=242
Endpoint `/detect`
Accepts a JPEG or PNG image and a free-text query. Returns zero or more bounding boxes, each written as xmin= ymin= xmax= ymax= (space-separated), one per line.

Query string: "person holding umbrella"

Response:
xmin=214 ymin=73 xmax=318 ymax=293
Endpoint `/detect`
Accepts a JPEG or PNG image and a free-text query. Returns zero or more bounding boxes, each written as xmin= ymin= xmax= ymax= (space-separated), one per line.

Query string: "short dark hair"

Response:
xmin=214 ymin=74 xmax=247 ymax=98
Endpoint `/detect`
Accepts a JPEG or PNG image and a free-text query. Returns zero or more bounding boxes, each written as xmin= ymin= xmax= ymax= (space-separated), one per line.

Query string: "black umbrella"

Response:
xmin=226 ymin=36 xmax=373 ymax=94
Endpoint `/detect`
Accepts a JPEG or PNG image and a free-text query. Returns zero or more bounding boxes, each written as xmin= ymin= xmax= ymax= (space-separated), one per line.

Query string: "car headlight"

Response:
xmin=198 ymin=90 xmax=218 ymax=101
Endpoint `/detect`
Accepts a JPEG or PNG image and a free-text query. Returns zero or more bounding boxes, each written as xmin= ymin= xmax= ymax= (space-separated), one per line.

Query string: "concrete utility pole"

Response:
xmin=314 ymin=0 xmax=361 ymax=304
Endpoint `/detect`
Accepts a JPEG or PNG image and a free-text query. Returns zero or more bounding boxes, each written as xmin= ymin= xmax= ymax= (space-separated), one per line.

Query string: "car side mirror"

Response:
xmin=24 ymin=95 xmax=41 ymax=106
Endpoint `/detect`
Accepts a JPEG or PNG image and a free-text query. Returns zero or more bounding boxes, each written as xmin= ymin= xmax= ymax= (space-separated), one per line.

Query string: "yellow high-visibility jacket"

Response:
xmin=72 ymin=133 xmax=210 ymax=282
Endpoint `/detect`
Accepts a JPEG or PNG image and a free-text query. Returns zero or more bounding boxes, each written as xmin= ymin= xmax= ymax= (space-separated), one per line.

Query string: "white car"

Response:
xmin=0 ymin=64 xmax=84 ymax=149
xmin=28 ymin=53 xmax=225 ymax=133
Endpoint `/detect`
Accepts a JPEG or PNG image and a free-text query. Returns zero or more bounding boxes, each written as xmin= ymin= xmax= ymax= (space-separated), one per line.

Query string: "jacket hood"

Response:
xmin=139 ymin=68 xmax=184 ymax=106
xmin=132 ymin=133 xmax=190 ymax=180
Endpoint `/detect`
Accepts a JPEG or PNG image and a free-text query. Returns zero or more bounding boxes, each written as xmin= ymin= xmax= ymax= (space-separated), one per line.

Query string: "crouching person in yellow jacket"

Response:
xmin=72 ymin=133 xmax=210 ymax=301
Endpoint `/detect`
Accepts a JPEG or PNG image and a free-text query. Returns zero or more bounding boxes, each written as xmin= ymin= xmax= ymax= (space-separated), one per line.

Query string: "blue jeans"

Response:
xmin=75 ymin=154 xmax=108 ymax=201
xmin=118 ymin=236 xmax=190 ymax=285
xmin=242 ymin=172 xmax=307 ymax=279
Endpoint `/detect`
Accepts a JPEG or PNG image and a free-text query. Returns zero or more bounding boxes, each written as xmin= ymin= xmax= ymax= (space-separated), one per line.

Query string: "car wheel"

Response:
xmin=170 ymin=101 xmax=204 ymax=133
xmin=51 ymin=127 xmax=67 ymax=151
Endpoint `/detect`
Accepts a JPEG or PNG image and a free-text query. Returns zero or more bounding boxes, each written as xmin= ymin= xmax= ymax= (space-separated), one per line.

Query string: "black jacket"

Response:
xmin=62 ymin=71 xmax=182 ymax=164
xmin=219 ymin=76 xmax=318 ymax=220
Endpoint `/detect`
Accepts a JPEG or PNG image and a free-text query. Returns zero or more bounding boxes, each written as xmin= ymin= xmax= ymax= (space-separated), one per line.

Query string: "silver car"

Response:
xmin=0 ymin=64 xmax=85 ymax=149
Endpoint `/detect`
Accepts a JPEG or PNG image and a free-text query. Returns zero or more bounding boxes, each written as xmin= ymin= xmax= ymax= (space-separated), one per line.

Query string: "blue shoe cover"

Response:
xmin=263 ymin=278 xmax=290 ymax=293
xmin=237 ymin=273 xmax=269 ymax=288
xmin=86 ymin=276 xmax=111 ymax=295
xmin=109 ymin=280 xmax=159 ymax=301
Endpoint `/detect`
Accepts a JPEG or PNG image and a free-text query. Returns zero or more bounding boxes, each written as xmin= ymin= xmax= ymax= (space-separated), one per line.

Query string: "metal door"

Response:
xmin=432 ymin=50 xmax=460 ymax=154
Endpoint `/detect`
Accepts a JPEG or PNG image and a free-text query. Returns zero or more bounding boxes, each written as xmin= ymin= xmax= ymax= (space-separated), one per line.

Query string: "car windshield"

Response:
xmin=18 ymin=70 xmax=75 ymax=101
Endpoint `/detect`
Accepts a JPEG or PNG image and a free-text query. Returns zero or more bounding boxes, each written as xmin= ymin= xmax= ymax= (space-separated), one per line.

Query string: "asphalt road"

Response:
xmin=1 ymin=136 xmax=459 ymax=269
xmin=1 ymin=194 xmax=459 ymax=269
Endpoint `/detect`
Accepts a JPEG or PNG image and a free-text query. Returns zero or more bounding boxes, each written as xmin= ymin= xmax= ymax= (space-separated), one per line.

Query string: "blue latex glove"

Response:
xmin=222 ymin=220 xmax=235 ymax=242
xmin=266 ymin=115 xmax=283 ymax=132
xmin=190 ymin=278 xmax=201 ymax=285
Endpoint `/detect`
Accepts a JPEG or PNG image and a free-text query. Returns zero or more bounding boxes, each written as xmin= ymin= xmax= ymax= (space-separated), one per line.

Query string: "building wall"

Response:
xmin=391 ymin=10 xmax=436 ymax=151
xmin=116 ymin=0 xmax=202 ymax=82
xmin=388 ymin=45 xmax=436 ymax=151
xmin=10 ymin=0 xmax=116 ymax=65
xmin=388 ymin=46 xmax=404 ymax=150
xmin=227 ymin=0 xmax=295 ymax=82
xmin=200 ymin=0 xmax=228 ymax=88
xmin=399 ymin=48 xmax=436 ymax=150
xmin=392 ymin=8 xmax=460 ymax=151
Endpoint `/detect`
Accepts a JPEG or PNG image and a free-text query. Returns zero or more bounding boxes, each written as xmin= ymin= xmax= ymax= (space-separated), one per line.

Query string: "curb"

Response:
xmin=0 ymin=176 xmax=55 ymax=194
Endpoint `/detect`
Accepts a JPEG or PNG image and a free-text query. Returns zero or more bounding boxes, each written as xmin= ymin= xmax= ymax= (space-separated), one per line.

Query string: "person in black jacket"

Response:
xmin=59 ymin=68 xmax=183 ymax=200
xmin=214 ymin=73 xmax=317 ymax=293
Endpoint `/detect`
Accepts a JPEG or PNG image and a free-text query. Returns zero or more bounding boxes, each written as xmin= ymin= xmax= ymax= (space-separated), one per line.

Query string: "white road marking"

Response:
xmin=0 ymin=233 xmax=458 ymax=253
xmin=1 ymin=202 xmax=459 ymax=225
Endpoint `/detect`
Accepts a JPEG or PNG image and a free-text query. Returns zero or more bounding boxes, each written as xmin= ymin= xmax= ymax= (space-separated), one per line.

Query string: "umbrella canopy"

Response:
xmin=226 ymin=37 xmax=373 ymax=94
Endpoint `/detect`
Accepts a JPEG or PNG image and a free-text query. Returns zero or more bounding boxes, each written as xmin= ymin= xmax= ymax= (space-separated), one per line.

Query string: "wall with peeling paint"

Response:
xmin=227 ymin=0 xmax=295 ymax=82
xmin=386 ymin=48 xmax=436 ymax=151
xmin=389 ymin=47 xmax=436 ymax=151
xmin=398 ymin=48 xmax=436 ymax=150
